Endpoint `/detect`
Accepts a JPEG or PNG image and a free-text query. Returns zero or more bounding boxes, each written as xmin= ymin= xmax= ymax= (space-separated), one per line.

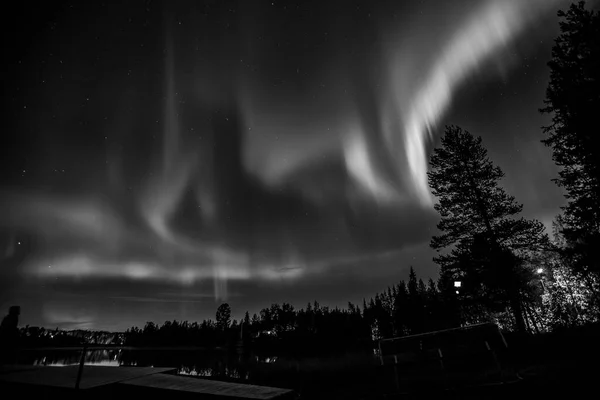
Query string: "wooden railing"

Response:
xmin=378 ymin=323 xmax=511 ymax=394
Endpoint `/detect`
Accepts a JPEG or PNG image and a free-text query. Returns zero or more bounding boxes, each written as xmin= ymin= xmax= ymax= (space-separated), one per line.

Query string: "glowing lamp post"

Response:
xmin=454 ymin=280 xmax=461 ymax=294
xmin=536 ymin=268 xmax=546 ymax=291
xmin=453 ymin=281 xmax=464 ymax=326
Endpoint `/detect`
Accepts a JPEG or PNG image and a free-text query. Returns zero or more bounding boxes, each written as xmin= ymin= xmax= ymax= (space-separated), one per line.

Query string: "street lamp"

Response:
xmin=536 ymin=268 xmax=546 ymax=291
xmin=454 ymin=281 xmax=461 ymax=295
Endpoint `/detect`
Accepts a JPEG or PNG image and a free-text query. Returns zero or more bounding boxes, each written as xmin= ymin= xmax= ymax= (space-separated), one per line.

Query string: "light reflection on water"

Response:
xmin=35 ymin=359 xmax=121 ymax=367
xmin=20 ymin=349 xmax=279 ymax=381
xmin=29 ymin=349 xmax=122 ymax=367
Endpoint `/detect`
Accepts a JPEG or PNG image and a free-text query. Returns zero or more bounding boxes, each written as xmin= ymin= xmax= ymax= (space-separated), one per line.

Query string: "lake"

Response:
xmin=13 ymin=347 xmax=379 ymax=387
xmin=16 ymin=348 xmax=279 ymax=375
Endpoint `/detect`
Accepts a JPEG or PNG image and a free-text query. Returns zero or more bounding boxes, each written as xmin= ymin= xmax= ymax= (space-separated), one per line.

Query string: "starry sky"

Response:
xmin=1 ymin=0 xmax=577 ymax=331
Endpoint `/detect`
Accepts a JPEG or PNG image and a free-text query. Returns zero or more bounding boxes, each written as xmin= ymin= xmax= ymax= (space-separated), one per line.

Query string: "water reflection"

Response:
xmin=16 ymin=347 xmax=377 ymax=389
xmin=26 ymin=349 xmax=121 ymax=367
xmin=18 ymin=348 xmax=282 ymax=382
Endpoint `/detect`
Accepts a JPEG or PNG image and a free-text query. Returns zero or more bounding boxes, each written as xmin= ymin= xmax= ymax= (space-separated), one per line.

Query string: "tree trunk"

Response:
xmin=524 ymin=302 xmax=541 ymax=334
xmin=509 ymin=293 xmax=527 ymax=334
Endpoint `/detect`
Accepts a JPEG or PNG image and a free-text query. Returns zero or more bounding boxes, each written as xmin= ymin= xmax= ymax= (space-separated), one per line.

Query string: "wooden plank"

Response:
xmin=0 ymin=365 xmax=175 ymax=389
xmin=121 ymin=373 xmax=294 ymax=399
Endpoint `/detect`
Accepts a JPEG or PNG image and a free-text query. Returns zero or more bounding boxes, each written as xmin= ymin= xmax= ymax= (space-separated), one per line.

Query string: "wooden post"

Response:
xmin=393 ymin=355 xmax=401 ymax=394
xmin=437 ymin=348 xmax=446 ymax=374
xmin=485 ymin=340 xmax=503 ymax=382
xmin=438 ymin=348 xmax=449 ymax=390
xmin=75 ymin=344 xmax=87 ymax=389
xmin=497 ymin=325 xmax=508 ymax=349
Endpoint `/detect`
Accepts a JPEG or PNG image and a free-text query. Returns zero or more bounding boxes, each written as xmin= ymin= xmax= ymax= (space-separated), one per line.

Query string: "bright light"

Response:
xmin=454 ymin=281 xmax=462 ymax=288
xmin=455 ymin=290 xmax=460 ymax=295
xmin=537 ymin=268 xmax=544 ymax=274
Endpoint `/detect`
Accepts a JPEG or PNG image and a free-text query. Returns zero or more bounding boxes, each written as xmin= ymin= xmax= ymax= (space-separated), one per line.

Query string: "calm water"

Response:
xmin=15 ymin=348 xmax=288 ymax=382
xmin=7 ymin=348 xmax=389 ymax=398
xmin=14 ymin=347 xmax=379 ymax=389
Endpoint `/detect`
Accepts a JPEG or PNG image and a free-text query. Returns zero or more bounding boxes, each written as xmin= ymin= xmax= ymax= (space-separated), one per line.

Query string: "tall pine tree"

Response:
xmin=428 ymin=125 xmax=548 ymax=332
xmin=540 ymin=1 xmax=600 ymax=280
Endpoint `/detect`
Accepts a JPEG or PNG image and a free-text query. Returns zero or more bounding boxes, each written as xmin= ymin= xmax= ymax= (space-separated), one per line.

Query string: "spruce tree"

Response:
xmin=428 ymin=125 xmax=548 ymax=332
xmin=540 ymin=1 xmax=600 ymax=280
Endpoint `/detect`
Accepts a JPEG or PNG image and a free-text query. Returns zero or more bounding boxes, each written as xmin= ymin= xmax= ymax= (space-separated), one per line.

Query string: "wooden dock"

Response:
xmin=121 ymin=373 xmax=295 ymax=399
xmin=0 ymin=365 xmax=296 ymax=399
xmin=0 ymin=365 xmax=175 ymax=389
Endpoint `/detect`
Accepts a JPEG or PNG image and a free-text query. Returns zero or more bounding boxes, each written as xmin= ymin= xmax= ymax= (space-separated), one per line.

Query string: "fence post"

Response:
xmin=75 ymin=344 xmax=87 ymax=389
xmin=438 ymin=348 xmax=449 ymax=390
xmin=393 ymin=355 xmax=401 ymax=394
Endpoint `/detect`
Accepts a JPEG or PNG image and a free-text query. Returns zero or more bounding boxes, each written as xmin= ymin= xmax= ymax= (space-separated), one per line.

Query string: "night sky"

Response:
xmin=1 ymin=0 xmax=574 ymax=331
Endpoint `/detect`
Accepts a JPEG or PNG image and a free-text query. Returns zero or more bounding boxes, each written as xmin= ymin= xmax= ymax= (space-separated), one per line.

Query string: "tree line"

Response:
xmin=122 ymin=266 xmax=460 ymax=354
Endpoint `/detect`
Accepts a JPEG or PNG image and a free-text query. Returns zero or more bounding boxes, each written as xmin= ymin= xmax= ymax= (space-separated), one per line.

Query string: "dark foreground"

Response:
xmin=1 ymin=324 xmax=598 ymax=399
xmin=0 ymin=365 xmax=297 ymax=400
xmin=255 ymin=324 xmax=600 ymax=399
